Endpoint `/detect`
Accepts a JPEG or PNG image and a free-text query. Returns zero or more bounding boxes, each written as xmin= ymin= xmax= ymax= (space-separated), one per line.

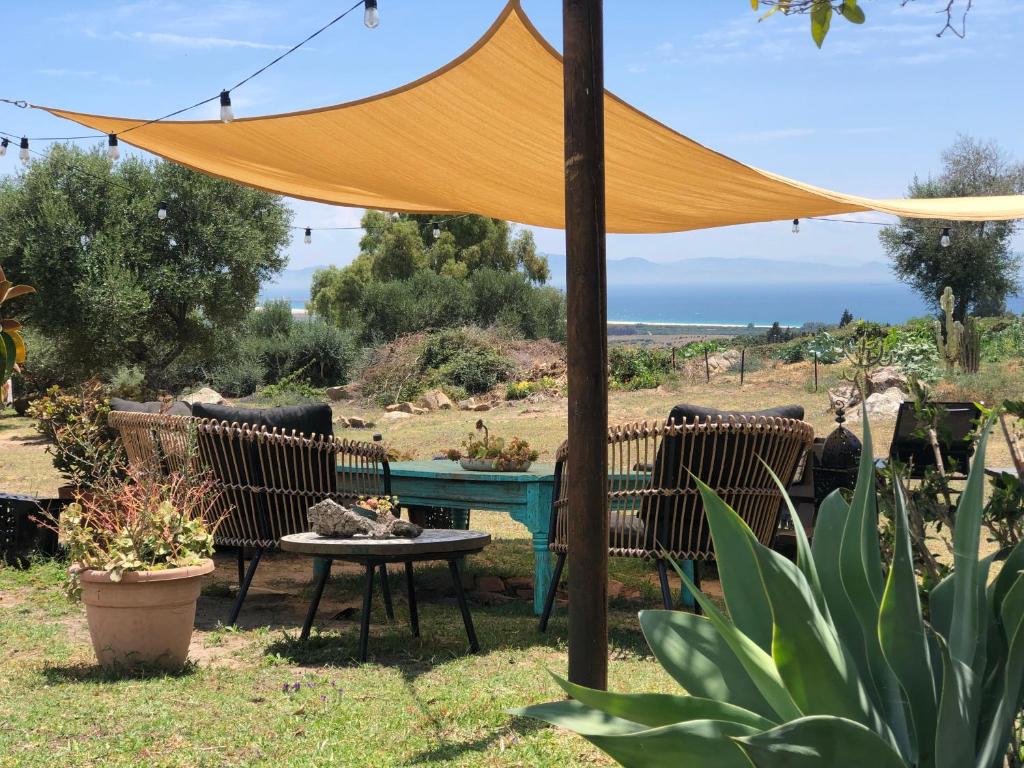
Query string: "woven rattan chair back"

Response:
xmin=108 ymin=411 xmax=390 ymax=550
xmin=549 ymin=415 xmax=814 ymax=562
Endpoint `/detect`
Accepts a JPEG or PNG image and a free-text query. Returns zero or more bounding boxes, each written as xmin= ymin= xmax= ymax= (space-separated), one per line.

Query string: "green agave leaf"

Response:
xmin=695 ymin=478 xmax=773 ymax=652
xmin=929 ymin=550 xmax=998 ymax=644
xmin=514 ymin=704 xmax=756 ymax=768
xmin=552 ymin=674 xmax=777 ymax=731
xmin=991 ymin=539 xmax=1024 ymax=616
xmin=587 ymin=719 xmax=759 ymax=768
xmin=948 ymin=422 xmax=992 ymax=667
xmin=812 ymin=490 xmax=871 ymax=674
xmin=838 ymin=411 xmax=911 ymax=753
xmin=753 ymin=542 xmax=887 ymax=733
xmin=665 ymin=560 xmax=804 ymax=722
xmin=933 ymin=631 xmax=976 ymax=768
xmin=977 ymin=573 xmax=1024 ymax=768
xmin=639 ymin=610 xmax=778 ymax=720
xmin=762 ymin=460 xmax=829 ymax=619
xmin=511 ymin=699 xmax=645 ymax=736
xmin=736 ymin=715 xmax=907 ymax=768
xmin=879 ymin=480 xmax=937 ymax=768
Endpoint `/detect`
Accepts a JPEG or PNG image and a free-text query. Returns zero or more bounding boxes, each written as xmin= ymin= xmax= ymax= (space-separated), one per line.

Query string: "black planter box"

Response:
xmin=0 ymin=494 xmax=67 ymax=567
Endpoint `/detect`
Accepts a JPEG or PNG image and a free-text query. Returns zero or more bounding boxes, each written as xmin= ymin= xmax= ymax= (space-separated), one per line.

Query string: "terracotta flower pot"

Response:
xmin=77 ymin=559 xmax=215 ymax=671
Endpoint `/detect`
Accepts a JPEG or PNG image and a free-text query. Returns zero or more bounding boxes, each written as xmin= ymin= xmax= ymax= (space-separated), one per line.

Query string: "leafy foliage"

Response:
xmin=880 ymin=136 xmax=1023 ymax=320
xmin=608 ymin=347 xmax=673 ymax=390
xmin=517 ymin=412 xmax=1024 ymax=768
xmin=38 ymin=467 xmax=223 ymax=596
xmin=0 ymin=145 xmax=292 ymax=391
xmin=27 ymin=383 xmax=124 ymax=489
xmin=309 ymin=211 xmax=563 ymax=343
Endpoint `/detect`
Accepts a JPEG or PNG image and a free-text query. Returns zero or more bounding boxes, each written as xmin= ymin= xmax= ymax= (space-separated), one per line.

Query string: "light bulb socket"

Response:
xmin=0 ymin=137 xmax=8 ymax=156
xmin=219 ymin=90 xmax=234 ymax=123
xmin=220 ymin=90 xmax=232 ymax=108
xmin=19 ymin=137 xmax=30 ymax=162
xmin=107 ymin=133 xmax=120 ymax=160
xmin=304 ymin=227 xmax=312 ymax=244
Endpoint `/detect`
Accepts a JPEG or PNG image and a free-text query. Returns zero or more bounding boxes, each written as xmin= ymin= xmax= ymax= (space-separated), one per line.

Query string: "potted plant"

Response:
xmin=446 ymin=420 xmax=539 ymax=471
xmin=40 ymin=468 xmax=223 ymax=671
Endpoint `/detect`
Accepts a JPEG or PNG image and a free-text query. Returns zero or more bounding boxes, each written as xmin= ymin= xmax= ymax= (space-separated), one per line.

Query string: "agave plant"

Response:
xmin=0 ymin=266 xmax=35 ymax=384
xmin=516 ymin=413 xmax=1024 ymax=767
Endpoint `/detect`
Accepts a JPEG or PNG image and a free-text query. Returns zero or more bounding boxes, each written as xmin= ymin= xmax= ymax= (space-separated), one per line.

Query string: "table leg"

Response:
xmin=447 ymin=559 xmax=479 ymax=653
xmin=450 ymin=507 xmax=470 ymax=530
xmin=531 ymin=531 xmax=553 ymax=617
xmin=379 ymin=564 xmax=395 ymax=621
xmin=300 ymin=557 xmax=332 ymax=641
xmin=358 ymin=562 xmax=375 ymax=662
xmin=405 ymin=561 xmax=419 ymax=638
xmin=680 ymin=560 xmax=696 ymax=609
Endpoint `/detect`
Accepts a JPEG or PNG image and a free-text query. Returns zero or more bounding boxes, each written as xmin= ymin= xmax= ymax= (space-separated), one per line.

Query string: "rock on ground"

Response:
xmin=183 ymin=387 xmax=223 ymax=405
xmin=828 ymin=385 xmax=860 ymax=410
xmin=381 ymin=411 xmax=412 ymax=422
xmin=868 ymin=365 xmax=909 ymax=394
xmin=847 ymin=387 xmax=905 ymax=420
xmin=417 ymin=389 xmax=453 ymax=411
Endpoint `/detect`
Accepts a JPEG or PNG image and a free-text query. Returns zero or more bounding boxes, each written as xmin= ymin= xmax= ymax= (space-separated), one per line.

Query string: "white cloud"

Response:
xmin=110 ymin=31 xmax=290 ymax=50
xmin=731 ymin=128 xmax=815 ymax=143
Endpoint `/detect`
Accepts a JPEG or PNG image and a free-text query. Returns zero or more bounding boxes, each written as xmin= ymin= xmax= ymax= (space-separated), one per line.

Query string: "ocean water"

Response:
xmin=280 ymin=282 xmax=1024 ymax=326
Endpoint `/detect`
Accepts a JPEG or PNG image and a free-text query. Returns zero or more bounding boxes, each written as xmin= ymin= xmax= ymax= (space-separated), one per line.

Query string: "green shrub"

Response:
xmin=983 ymin=317 xmax=1024 ymax=362
xmin=249 ymin=299 xmax=295 ymax=338
xmin=257 ymin=365 xmax=324 ymax=407
xmin=107 ymin=365 xmax=146 ymax=401
xmin=608 ymin=347 xmax=672 ymax=390
xmin=288 ymin=319 xmax=359 ymax=386
xmin=518 ymin=414 xmax=1024 ymax=768
xmin=208 ymin=352 xmax=264 ymax=398
xmin=505 ymin=380 xmax=533 ymax=400
xmin=885 ymin=320 xmax=940 ymax=382
xmin=431 ymin=347 xmax=513 ymax=395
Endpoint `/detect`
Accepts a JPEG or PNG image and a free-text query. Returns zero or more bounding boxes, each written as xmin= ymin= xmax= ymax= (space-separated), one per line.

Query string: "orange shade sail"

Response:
xmin=39 ymin=1 xmax=1024 ymax=233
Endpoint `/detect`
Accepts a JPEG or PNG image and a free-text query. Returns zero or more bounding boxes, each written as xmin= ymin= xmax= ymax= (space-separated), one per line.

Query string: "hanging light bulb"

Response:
xmin=79 ymin=234 xmax=91 ymax=248
xmin=432 ymin=223 xmax=441 ymax=240
xmin=19 ymin=137 xmax=30 ymax=163
xmin=0 ymin=138 xmax=8 ymax=157
xmin=107 ymin=134 xmax=120 ymax=161
xmin=364 ymin=0 xmax=380 ymax=29
xmin=304 ymin=227 xmax=312 ymax=245
xmin=940 ymin=227 xmax=951 ymax=248
xmin=791 ymin=218 xmax=800 ymax=234
xmin=157 ymin=201 xmax=168 ymax=220
xmin=219 ymin=90 xmax=234 ymax=123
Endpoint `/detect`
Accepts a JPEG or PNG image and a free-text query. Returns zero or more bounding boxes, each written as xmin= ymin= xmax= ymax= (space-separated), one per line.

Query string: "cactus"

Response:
xmin=959 ymin=315 xmax=981 ymax=373
xmin=934 ymin=286 xmax=963 ymax=374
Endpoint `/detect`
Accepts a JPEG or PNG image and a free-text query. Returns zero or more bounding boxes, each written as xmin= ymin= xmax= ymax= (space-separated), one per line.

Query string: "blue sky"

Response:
xmin=2 ymin=0 xmax=1022 ymax=273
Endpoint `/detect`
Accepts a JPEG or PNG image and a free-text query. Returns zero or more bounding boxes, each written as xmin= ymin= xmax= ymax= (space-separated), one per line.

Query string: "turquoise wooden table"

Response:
xmin=383 ymin=460 xmax=556 ymax=616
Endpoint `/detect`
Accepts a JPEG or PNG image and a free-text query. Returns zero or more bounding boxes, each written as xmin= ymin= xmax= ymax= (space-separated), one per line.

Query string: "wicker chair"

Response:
xmin=109 ymin=411 xmax=391 ymax=624
xmin=539 ymin=414 xmax=814 ymax=630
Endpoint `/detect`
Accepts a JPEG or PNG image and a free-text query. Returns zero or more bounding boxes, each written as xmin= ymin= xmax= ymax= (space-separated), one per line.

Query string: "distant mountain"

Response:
xmin=262 ymin=255 xmax=896 ymax=304
xmin=542 ymin=254 xmax=895 ymax=289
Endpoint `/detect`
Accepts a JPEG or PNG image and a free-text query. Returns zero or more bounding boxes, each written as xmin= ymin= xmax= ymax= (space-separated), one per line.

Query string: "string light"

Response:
xmin=157 ymin=201 xmax=168 ymax=220
xmin=364 ymin=0 xmax=380 ymax=29
xmin=219 ymin=91 xmax=234 ymax=124
xmin=304 ymin=227 xmax=312 ymax=244
xmin=940 ymin=227 xmax=951 ymax=248
xmin=432 ymin=223 xmax=441 ymax=239
xmin=0 ymin=137 xmax=7 ymax=157
xmin=107 ymin=134 xmax=120 ymax=161
xmin=19 ymin=137 xmax=29 ymax=163
xmin=791 ymin=218 xmax=800 ymax=234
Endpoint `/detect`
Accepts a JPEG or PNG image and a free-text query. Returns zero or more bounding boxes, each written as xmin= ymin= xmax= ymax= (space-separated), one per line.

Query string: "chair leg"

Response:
xmin=405 ymin=561 xmax=419 ymax=638
xmin=538 ymin=552 xmax=566 ymax=634
xmin=300 ymin=558 xmax=332 ymax=640
xmin=692 ymin=561 xmax=703 ymax=616
xmin=228 ymin=546 xmax=263 ymax=626
xmin=379 ymin=564 xmax=395 ymax=621
xmin=656 ymin=559 xmax=674 ymax=610
xmin=358 ymin=562 xmax=376 ymax=662
xmin=448 ymin=559 xmax=480 ymax=653
xmin=236 ymin=547 xmax=245 ymax=586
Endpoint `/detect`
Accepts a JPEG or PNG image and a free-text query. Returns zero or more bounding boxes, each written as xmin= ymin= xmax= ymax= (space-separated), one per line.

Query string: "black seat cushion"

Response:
xmin=642 ymin=403 xmax=805 ymax=554
xmin=109 ymin=397 xmax=192 ymax=417
xmin=191 ymin=403 xmax=333 ymax=439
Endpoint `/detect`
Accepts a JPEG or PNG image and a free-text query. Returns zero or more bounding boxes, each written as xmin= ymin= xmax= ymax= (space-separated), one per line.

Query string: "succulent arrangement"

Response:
xmin=37 ymin=469 xmax=223 ymax=597
xmin=446 ymin=420 xmax=539 ymax=471
xmin=516 ymin=410 xmax=1024 ymax=768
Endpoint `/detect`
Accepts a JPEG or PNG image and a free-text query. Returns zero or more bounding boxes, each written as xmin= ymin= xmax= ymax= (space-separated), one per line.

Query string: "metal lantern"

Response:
xmin=814 ymin=407 xmax=862 ymax=503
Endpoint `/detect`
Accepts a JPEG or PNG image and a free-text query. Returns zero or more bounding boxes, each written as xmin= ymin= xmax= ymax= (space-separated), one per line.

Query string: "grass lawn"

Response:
xmin=0 ymin=361 xmax=1018 ymax=766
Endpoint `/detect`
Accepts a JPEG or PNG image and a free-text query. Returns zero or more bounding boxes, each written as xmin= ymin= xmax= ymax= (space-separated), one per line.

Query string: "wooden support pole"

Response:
xmin=740 ymin=348 xmax=745 ymax=386
xmin=704 ymin=348 xmax=710 ymax=383
xmin=814 ymin=354 xmax=819 ymax=392
xmin=563 ymin=0 xmax=608 ymax=690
